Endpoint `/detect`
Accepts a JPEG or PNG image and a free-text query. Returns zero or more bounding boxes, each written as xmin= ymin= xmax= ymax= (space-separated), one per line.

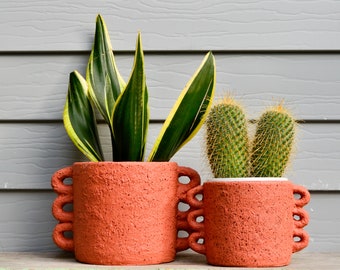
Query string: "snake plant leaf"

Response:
xmin=111 ymin=33 xmax=149 ymax=161
xmin=148 ymin=52 xmax=216 ymax=161
xmin=63 ymin=71 xmax=104 ymax=162
xmin=86 ymin=14 xmax=126 ymax=125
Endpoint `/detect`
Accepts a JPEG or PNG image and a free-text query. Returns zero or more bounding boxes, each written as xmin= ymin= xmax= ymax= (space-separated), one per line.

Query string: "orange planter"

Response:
xmin=51 ymin=162 xmax=200 ymax=265
xmin=187 ymin=178 xmax=310 ymax=267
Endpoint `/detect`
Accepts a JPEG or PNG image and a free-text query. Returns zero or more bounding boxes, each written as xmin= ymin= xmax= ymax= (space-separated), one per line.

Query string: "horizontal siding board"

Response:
xmin=0 ymin=122 xmax=339 ymax=190
xmin=0 ymin=191 xmax=57 ymax=252
xmin=0 ymin=191 xmax=337 ymax=252
xmin=172 ymin=123 xmax=340 ymax=191
xmin=1 ymin=54 xmax=340 ymax=120
xmin=304 ymin=192 xmax=340 ymax=252
xmin=281 ymin=123 xmax=340 ymax=190
xmin=0 ymin=124 xmax=83 ymax=189
xmin=1 ymin=0 xmax=340 ymax=51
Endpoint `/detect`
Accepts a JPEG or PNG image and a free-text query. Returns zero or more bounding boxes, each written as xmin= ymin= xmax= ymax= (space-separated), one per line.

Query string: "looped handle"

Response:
xmin=175 ymin=166 xmax=201 ymax=252
xmin=292 ymin=184 xmax=310 ymax=253
xmin=187 ymin=208 xmax=206 ymax=254
xmin=53 ymin=223 xmax=74 ymax=252
xmin=186 ymin=185 xmax=206 ymax=254
xmin=293 ymin=207 xmax=309 ymax=229
xmin=51 ymin=166 xmax=74 ymax=252
xmin=292 ymin=228 xmax=310 ymax=253
xmin=293 ymin=185 xmax=310 ymax=207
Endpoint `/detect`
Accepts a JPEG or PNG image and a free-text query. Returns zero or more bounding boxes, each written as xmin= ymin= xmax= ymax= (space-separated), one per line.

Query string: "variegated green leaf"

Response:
xmin=63 ymin=71 xmax=104 ymax=162
xmin=86 ymin=14 xmax=126 ymax=125
xmin=111 ymin=33 xmax=149 ymax=161
xmin=148 ymin=52 xmax=216 ymax=161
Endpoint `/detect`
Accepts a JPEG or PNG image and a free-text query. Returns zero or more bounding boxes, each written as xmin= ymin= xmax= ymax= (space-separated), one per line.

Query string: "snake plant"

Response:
xmin=64 ymin=14 xmax=216 ymax=162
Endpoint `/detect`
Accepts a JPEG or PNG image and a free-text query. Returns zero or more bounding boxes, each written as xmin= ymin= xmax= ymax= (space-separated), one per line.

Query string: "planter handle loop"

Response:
xmin=186 ymin=185 xmax=206 ymax=254
xmin=292 ymin=184 xmax=310 ymax=253
xmin=176 ymin=166 xmax=201 ymax=252
xmin=51 ymin=166 xmax=74 ymax=252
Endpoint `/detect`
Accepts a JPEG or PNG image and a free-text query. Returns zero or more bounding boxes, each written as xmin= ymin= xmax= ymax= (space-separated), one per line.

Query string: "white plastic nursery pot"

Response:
xmin=187 ymin=177 xmax=310 ymax=267
xmin=51 ymin=162 xmax=201 ymax=265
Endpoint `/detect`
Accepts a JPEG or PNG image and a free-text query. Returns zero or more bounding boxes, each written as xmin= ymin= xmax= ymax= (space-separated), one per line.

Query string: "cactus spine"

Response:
xmin=205 ymin=99 xmax=296 ymax=178
xmin=205 ymin=98 xmax=249 ymax=178
xmin=250 ymin=104 xmax=295 ymax=177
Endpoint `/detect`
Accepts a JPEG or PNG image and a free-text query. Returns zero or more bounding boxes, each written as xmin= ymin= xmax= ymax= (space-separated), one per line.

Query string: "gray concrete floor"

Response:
xmin=0 ymin=251 xmax=340 ymax=269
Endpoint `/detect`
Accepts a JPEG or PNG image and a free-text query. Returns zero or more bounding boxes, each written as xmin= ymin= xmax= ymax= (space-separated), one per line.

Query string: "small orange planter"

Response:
xmin=51 ymin=162 xmax=200 ymax=265
xmin=187 ymin=178 xmax=310 ymax=267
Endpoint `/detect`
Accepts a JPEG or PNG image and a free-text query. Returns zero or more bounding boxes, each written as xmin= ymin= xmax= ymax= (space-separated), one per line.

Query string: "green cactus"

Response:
xmin=205 ymin=98 xmax=296 ymax=178
xmin=250 ymin=105 xmax=295 ymax=177
xmin=205 ymin=98 xmax=250 ymax=178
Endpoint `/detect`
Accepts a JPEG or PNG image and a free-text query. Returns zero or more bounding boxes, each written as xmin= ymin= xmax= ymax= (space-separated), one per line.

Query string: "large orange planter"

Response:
xmin=51 ymin=162 xmax=200 ymax=265
xmin=187 ymin=178 xmax=310 ymax=267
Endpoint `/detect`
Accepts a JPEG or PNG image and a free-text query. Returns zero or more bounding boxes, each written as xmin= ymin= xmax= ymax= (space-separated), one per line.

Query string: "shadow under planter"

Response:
xmin=51 ymin=162 xmax=200 ymax=265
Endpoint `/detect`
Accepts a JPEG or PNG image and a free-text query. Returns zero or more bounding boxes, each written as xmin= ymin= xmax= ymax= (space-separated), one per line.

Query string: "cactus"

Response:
xmin=250 ymin=104 xmax=295 ymax=177
xmin=205 ymin=98 xmax=296 ymax=178
xmin=205 ymin=98 xmax=250 ymax=178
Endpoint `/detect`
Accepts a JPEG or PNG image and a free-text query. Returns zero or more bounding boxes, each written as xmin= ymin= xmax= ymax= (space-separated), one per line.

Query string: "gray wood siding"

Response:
xmin=1 ymin=123 xmax=339 ymax=190
xmin=0 ymin=0 xmax=339 ymax=252
xmin=1 ymin=0 xmax=340 ymax=51
xmin=1 ymin=54 xmax=340 ymax=120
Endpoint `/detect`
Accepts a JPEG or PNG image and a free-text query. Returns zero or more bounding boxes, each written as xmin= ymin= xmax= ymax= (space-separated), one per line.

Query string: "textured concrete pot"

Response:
xmin=51 ymin=162 xmax=200 ymax=265
xmin=187 ymin=178 xmax=310 ymax=267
